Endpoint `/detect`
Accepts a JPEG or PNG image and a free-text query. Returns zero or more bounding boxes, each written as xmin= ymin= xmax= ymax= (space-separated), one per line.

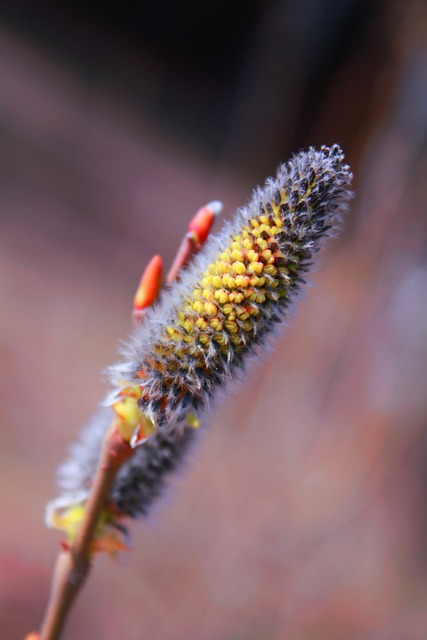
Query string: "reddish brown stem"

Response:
xmin=166 ymin=234 xmax=199 ymax=283
xmin=38 ymin=424 xmax=132 ymax=640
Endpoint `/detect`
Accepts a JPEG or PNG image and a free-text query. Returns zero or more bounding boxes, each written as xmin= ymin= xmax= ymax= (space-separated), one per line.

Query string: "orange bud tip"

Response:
xmin=188 ymin=201 xmax=222 ymax=245
xmin=133 ymin=255 xmax=163 ymax=311
xmin=24 ymin=633 xmax=40 ymax=640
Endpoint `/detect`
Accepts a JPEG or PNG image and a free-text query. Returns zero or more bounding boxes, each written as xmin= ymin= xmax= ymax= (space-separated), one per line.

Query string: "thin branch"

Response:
xmin=166 ymin=201 xmax=222 ymax=283
xmin=38 ymin=424 xmax=132 ymax=640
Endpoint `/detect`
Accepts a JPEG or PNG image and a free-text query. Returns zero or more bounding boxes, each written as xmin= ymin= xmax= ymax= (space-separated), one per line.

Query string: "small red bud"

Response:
xmin=133 ymin=255 xmax=163 ymax=312
xmin=187 ymin=201 xmax=222 ymax=245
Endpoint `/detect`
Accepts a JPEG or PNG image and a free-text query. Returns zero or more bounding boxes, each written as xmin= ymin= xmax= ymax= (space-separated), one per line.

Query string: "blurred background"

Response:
xmin=1 ymin=1 xmax=427 ymax=638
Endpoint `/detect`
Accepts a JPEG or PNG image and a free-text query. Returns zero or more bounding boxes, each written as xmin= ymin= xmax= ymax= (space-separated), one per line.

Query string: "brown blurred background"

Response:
xmin=1 ymin=1 xmax=427 ymax=638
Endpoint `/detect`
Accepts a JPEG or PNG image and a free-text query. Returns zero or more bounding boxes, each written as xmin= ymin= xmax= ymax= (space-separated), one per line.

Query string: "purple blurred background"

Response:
xmin=1 ymin=1 xmax=427 ymax=638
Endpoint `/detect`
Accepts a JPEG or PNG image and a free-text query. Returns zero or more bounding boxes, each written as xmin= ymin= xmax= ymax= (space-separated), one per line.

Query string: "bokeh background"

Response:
xmin=1 ymin=1 xmax=427 ymax=638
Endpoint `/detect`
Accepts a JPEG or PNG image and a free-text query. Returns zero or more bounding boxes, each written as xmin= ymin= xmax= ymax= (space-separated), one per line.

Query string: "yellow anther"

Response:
xmin=217 ymin=261 xmax=230 ymax=274
xmin=248 ymin=261 xmax=263 ymax=275
xmin=193 ymin=300 xmax=204 ymax=314
xmin=231 ymin=249 xmax=245 ymax=262
xmin=214 ymin=289 xmax=229 ymax=304
xmin=264 ymin=264 xmax=278 ymax=276
xmin=256 ymin=238 xmax=268 ymax=250
xmin=210 ymin=318 xmax=223 ymax=331
xmin=183 ymin=319 xmax=194 ymax=333
xmin=232 ymin=261 xmax=246 ymax=275
xmin=204 ymin=302 xmax=217 ymax=315
xmin=166 ymin=326 xmax=180 ymax=339
xmin=259 ymin=224 xmax=271 ymax=235
xmin=203 ymin=288 xmax=215 ymax=301
xmin=235 ymin=275 xmax=249 ymax=288
xmin=195 ymin=317 xmax=208 ymax=330
xmin=238 ymin=311 xmax=250 ymax=321
xmin=247 ymin=250 xmax=260 ymax=263
xmin=226 ymin=276 xmax=237 ymax=289
xmin=225 ymin=320 xmax=238 ymax=334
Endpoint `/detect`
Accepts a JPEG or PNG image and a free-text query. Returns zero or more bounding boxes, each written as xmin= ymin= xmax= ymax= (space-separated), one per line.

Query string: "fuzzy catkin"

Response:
xmin=110 ymin=144 xmax=353 ymax=430
xmin=111 ymin=426 xmax=196 ymax=518
xmin=54 ymin=407 xmax=196 ymax=519
xmin=52 ymin=144 xmax=352 ymax=523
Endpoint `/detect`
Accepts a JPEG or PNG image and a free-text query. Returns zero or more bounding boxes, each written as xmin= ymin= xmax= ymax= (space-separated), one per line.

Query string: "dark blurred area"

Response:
xmin=1 ymin=1 xmax=427 ymax=638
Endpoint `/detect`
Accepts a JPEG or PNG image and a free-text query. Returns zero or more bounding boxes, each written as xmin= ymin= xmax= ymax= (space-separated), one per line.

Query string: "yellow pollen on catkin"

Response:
xmin=264 ymin=265 xmax=278 ymax=276
xmin=192 ymin=300 xmax=204 ymax=314
xmin=231 ymin=261 xmax=246 ymax=275
xmin=195 ymin=317 xmax=208 ymax=330
xmin=215 ymin=289 xmax=229 ymax=304
xmin=204 ymin=302 xmax=217 ymax=315
xmin=168 ymin=207 xmax=292 ymax=358
xmin=131 ymin=178 xmax=317 ymax=416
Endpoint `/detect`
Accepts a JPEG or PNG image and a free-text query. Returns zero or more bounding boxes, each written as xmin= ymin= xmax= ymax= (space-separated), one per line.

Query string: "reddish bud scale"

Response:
xmin=187 ymin=204 xmax=216 ymax=245
xmin=133 ymin=254 xmax=163 ymax=312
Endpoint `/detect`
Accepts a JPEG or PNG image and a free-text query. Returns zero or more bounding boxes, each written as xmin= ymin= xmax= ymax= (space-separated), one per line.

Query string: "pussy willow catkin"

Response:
xmin=110 ymin=144 xmax=353 ymax=430
xmin=51 ymin=144 xmax=352 ymax=523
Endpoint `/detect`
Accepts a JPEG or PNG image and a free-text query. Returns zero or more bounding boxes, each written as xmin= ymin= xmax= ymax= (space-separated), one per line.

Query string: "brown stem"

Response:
xmin=38 ymin=424 xmax=133 ymax=640
xmin=166 ymin=234 xmax=199 ymax=283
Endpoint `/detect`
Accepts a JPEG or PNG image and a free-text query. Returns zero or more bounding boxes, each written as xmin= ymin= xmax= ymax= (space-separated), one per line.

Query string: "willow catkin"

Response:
xmin=109 ymin=144 xmax=353 ymax=430
xmin=51 ymin=144 xmax=352 ymax=522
